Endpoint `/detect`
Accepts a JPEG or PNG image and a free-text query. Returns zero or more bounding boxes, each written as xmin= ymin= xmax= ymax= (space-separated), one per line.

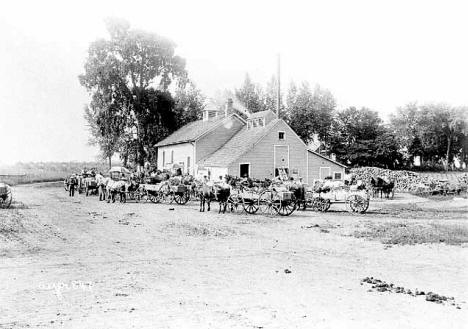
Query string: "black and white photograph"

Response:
xmin=1 ymin=0 xmax=467 ymax=328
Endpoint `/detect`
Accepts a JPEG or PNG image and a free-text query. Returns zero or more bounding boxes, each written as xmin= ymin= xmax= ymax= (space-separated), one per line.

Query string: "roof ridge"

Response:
xmin=155 ymin=114 xmax=242 ymax=147
xmin=201 ymin=118 xmax=281 ymax=167
xmin=196 ymin=118 xmax=246 ymax=164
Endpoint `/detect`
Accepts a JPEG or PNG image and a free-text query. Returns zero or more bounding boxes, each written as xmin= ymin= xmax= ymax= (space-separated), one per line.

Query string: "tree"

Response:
xmin=79 ymin=18 xmax=187 ymax=168
xmin=264 ymin=75 xmax=284 ymax=115
xmin=173 ymin=81 xmax=206 ymax=129
xmin=441 ymin=106 xmax=467 ymax=169
xmin=374 ymin=130 xmax=403 ymax=169
xmin=235 ymin=73 xmax=265 ymax=113
xmin=285 ymin=82 xmax=336 ymax=147
xmin=329 ymin=107 xmax=391 ymax=167
xmin=84 ymin=102 xmax=123 ymax=168
xmin=390 ymin=103 xmax=468 ymax=169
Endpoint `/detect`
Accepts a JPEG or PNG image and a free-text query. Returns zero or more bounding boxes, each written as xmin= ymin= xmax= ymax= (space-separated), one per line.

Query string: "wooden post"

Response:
xmin=277 ymin=53 xmax=281 ymax=118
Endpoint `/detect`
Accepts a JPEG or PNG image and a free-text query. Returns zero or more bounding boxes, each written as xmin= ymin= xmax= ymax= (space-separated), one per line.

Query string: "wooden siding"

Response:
xmin=196 ymin=116 xmax=244 ymax=164
xmin=157 ymin=143 xmax=195 ymax=175
xmin=227 ymin=121 xmax=308 ymax=180
xmin=307 ymin=151 xmax=345 ymax=185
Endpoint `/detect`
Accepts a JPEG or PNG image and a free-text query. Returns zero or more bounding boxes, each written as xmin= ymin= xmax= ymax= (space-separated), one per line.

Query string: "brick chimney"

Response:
xmin=225 ymin=98 xmax=233 ymax=117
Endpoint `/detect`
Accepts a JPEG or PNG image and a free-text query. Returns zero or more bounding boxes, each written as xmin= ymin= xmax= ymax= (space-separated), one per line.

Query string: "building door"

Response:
xmin=320 ymin=167 xmax=331 ymax=179
xmin=274 ymin=145 xmax=289 ymax=176
xmin=240 ymin=163 xmax=250 ymax=178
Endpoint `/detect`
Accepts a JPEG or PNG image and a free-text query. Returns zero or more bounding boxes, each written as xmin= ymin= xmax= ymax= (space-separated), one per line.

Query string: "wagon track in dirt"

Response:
xmin=1 ymin=184 xmax=467 ymax=329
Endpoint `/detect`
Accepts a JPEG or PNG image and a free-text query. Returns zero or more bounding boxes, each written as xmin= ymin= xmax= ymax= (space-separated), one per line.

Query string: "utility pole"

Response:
xmin=277 ymin=53 xmax=281 ymax=118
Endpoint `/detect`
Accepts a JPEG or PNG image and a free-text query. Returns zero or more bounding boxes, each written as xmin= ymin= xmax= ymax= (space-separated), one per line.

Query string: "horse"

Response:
xmin=370 ymin=177 xmax=395 ymax=199
xmin=95 ymin=174 xmax=108 ymax=201
xmin=105 ymin=178 xmax=128 ymax=203
xmin=83 ymin=174 xmax=99 ymax=196
xmin=194 ymin=180 xmax=214 ymax=212
xmin=120 ymin=179 xmax=140 ymax=203
xmin=213 ymin=183 xmax=231 ymax=214
xmin=288 ymin=182 xmax=306 ymax=210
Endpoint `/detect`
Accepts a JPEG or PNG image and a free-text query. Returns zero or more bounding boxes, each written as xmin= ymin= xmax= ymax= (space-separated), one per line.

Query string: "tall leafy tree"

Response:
xmin=285 ymin=82 xmax=336 ymax=147
xmin=173 ymin=81 xmax=206 ymax=128
xmin=79 ymin=18 xmax=187 ymax=167
xmin=83 ymin=101 xmax=124 ymax=168
xmin=235 ymin=73 xmax=265 ymax=113
xmin=390 ymin=103 xmax=468 ymax=169
xmin=329 ymin=107 xmax=394 ymax=167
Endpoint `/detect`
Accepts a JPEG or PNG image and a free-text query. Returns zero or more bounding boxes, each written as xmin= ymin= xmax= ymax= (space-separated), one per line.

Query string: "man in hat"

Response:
xmin=69 ymin=174 xmax=77 ymax=197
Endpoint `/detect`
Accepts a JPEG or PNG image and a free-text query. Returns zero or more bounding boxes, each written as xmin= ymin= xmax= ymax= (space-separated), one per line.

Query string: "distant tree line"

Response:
xmin=80 ymin=19 xmax=467 ymax=171
xmin=234 ymin=74 xmax=468 ymax=170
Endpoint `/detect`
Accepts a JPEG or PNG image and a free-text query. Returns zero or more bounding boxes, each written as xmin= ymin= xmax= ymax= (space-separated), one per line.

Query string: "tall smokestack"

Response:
xmin=277 ymin=54 xmax=281 ymax=118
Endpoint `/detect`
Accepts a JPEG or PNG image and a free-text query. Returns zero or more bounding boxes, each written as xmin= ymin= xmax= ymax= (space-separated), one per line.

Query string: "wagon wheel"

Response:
xmin=316 ymin=197 xmax=330 ymax=212
xmin=304 ymin=192 xmax=315 ymax=210
xmin=162 ymin=191 xmax=175 ymax=204
xmin=347 ymin=195 xmax=369 ymax=213
xmin=242 ymin=196 xmax=259 ymax=214
xmin=147 ymin=191 xmax=161 ymax=203
xmin=277 ymin=199 xmax=296 ymax=216
xmin=309 ymin=197 xmax=321 ymax=211
xmin=227 ymin=193 xmax=241 ymax=212
xmin=0 ymin=191 xmax=12 ymax=209
xmin=174 ymin=191 xmax=190 ymax=205
xmin=258 ymin=190 xmax=279 ymax=215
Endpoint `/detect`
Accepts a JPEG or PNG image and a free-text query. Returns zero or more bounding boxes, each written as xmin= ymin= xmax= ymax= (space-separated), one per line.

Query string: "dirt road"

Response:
xmin=1 ymin=184 xmax=467 ymax=328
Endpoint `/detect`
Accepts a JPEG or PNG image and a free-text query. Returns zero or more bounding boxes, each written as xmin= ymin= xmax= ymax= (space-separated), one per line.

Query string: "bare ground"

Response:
xmin=0 ymin=184 xmax=467 ymax=328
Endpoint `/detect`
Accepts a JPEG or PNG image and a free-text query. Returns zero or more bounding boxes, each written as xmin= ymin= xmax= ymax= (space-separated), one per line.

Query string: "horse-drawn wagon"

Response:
xmin=0 ymin=183 xmax=12 ymax=209
xmin=302 ymin=182 xmax=370 ymax=213
xmin=140 ymin=176 xmax=190 ymax=205
xmin=105 ymin=167 xmax=142 ymax=203
xmin=226 ymin=178 xmax=297 ymax=216
xmin=83 ymin=172 xmax=99 ymax=196
xmin=225 ymin=178 xmax=262 ymax=214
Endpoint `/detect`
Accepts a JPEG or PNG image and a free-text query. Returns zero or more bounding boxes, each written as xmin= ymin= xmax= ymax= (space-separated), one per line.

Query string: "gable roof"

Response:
xmin=155 ymin=114 xmax=243 ymax=147
xmin=200 ymin=119 xmax=282 ymax=167
xmin=307 ymin=150 xmax=348 ymax=168
xmin=249 ymin=109 xmax=275 ymax=119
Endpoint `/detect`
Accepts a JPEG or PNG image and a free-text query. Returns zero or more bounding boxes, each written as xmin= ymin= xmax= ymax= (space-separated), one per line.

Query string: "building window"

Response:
xmin=171 ymin=150 xmax=174 ymax=163
xmin=239 ymin=163 xmax=250 ymax=178
xmin=278 ymin=131 xmax=285 ymax=140
xmin=334 ymin=172 xmax=343 ymax=180
xmin=162 ymin=151 xmax=165 ymax=165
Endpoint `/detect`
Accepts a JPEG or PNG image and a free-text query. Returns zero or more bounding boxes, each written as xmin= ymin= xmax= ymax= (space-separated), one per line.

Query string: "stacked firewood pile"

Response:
xmin=350 ymin=167 xmax=438 ymax=192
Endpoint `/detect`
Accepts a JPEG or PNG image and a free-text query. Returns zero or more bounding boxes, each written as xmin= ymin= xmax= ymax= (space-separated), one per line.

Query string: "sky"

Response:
xmin=1 ymin=0 xmax=468 ymax=164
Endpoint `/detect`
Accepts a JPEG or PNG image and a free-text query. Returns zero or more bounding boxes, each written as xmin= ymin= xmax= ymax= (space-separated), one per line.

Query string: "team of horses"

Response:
xmin=91 ymin=173 xmax=232 ymax=213
xmin=370 ymin=176 xmax=395 ymax=198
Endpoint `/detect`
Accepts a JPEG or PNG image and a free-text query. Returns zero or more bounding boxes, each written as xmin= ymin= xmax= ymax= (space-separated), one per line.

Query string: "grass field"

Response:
xmin=0 ymin=162 xmax=111 ymax=186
